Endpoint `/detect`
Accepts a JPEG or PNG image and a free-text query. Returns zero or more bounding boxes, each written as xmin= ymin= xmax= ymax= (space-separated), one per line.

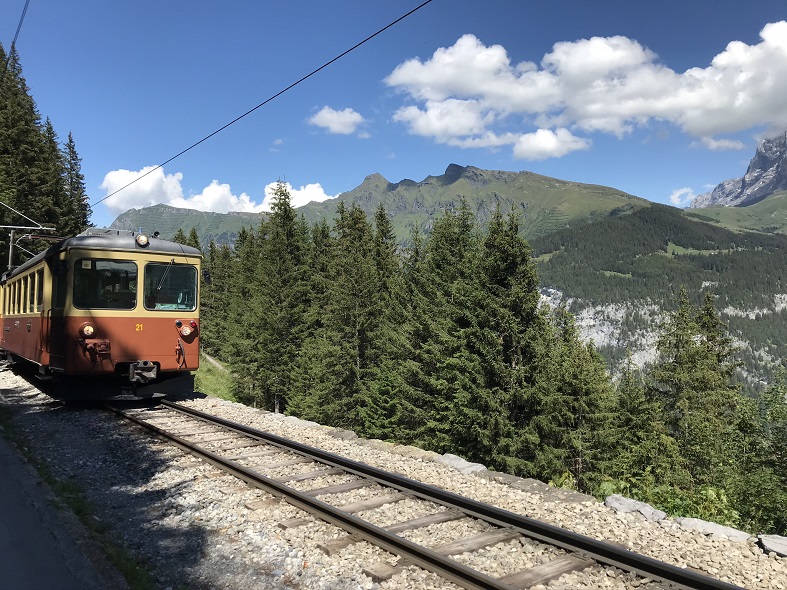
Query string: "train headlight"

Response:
xmin=136 ymin=234 xmax=149 ymax=247
xmin=175 ymin=319 xmax=196 ymax=336
xmin=80 ymin=323 xmax=95 ymax=338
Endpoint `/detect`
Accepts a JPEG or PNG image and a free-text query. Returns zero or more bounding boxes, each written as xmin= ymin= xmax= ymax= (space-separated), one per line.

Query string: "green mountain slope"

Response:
xmin=110 ymin=164 xmax=651 ymax=244
xmin=534 ymin=203 xmax=787 ymax=306
xmin=300 ymin=164 xmax=650 ymax=241
xmin=684 ymin=190 xmax=787 ymax=234
xmin=111 ymin=204 xmax=262 ymax=246
xmin=532 ymin=204 xmax=787 ymax=386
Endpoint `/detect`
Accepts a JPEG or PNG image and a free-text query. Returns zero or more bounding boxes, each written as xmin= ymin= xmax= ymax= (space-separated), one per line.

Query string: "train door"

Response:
xmin=0 ymin=278 xmax=5 ymax=348
xmin=47 ymin=255 xmax=68 ymax=370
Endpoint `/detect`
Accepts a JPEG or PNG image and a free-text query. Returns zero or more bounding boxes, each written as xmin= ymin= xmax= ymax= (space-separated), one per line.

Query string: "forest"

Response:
xmin=532 ymin=204 xmax=787 ymax=387
xmin=0 ymin=44 xmax=91 ymax=258
xmin=192 ymin=184 xmax=787 ymax=536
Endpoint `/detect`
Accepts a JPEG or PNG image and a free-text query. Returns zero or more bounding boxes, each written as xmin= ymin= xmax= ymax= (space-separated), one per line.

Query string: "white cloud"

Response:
xmin=512 ymin=128 xmax=591 ymax=160
xmin=168 ymin=180 xmax=264 ymax=214
xmin=309 ymin=106 xmax=366 ymax=134
xmin=669 ymin=187 xmax=696 ymax=207
xmin=260 ymin=181 xmax=337 ymax=212
xmin=392 ymin=99 xmax=495 ymax=141
xmin=100 ymin=166 xmax=263 ymax=214
xmin=696 ymin=136 xmax=746 ymax=150
xmin=385 ymin=23 xmax=787 ymax=159
xmin=100 ymin=167 xmax=336 ymax=215
xmin=100 ymin=166 xmax=186 ymax=213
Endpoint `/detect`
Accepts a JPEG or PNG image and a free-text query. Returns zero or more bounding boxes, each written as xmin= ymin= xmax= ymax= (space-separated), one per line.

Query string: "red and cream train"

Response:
xmin=0 ymin=229 xmax=202 ymax=400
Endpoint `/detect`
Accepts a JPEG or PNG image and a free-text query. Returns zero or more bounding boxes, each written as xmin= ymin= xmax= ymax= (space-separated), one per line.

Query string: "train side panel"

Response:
xmin=1 ymin=261 xmax=50 ymax=367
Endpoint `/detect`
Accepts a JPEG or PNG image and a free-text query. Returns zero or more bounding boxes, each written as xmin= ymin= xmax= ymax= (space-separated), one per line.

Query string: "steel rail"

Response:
xmin=108 ymin=403 xmax=513 ymax=590
xmin=145 ymin=401 xmax=742 ymax=590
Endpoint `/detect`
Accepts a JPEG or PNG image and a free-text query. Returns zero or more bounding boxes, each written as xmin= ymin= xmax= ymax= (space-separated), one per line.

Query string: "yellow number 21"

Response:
xmin=135 ymin=324 xmax=143 ymax=331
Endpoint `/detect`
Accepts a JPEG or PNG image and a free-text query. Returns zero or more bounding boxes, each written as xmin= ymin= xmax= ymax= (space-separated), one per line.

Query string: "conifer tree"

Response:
xmin=608 ymin=353 xmax=692 ymax=496
xmin=727 ymin=370 xmax=787 ymax=533
xmin=62 ymin=132 xmax=91 ymax=233
xmin=203 ymin=242 xmax=233 ymax=357
xmin=650 ymin=287 xmax=740 ymax=487
xmin=252 ymin=182 xmax=309 ymax=413
xmin=225 ymin=225 xmax=266 ymax=404
xmin=385 ymin=226 xmax=435 ymax=444
xmin=394 ymin=204 xmax=483 ymax=452
xmin=291 ymin=204 xmax=388 ymax=435
xmin=39 ymin=119 xmax=65 ymax=230
xmin=0 ymin=45 xmax=51 ymax=261
xmin=528 ymin=306 xmax=618 ymax=492
xmin=172 ymin=228 xmax=187 ymax=244
xmin=287 ymin=218 xmax=335 ymax=419
xmin=365 ymin=203 xmax=408 ymax=438
xmin=187 ymin=227 xmax=202 ymax=252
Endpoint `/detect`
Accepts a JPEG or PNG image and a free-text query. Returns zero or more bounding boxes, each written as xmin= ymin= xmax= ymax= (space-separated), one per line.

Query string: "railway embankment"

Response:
xmin=0 ymin=366 xmax=785 ymax=589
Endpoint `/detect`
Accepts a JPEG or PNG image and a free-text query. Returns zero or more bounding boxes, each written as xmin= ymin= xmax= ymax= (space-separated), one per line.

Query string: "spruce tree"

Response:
xmin=253 ymin=182 xmax=309 ymax=413
xmin=288 ymin=218 xmax=334 ymax=419
xmin=187 ymin=227 xmax=202 ymax=252
xmin=172 ymin=228 xmax=187 ymax=244
xmin=225 ymin=225 xmax=266 ymax=405
xmin=727 ymin=371 xmax=787 ymax=533
xmin=63 ymin=132 xmax=91 ymax=233
xmin=394 ymin=204 xmax=483 ymax=453
xmin=527 ymin=306 xmax=618 ymax=492
xmin=608 ymin=352 xmax=692 ymax=497
xmin=386 ymin=226 xmax=436 ymax=445
xmin=0 ymin=45 xmax=54 ymax=261
xmin=291 ymin=204 xmax=387 ymax=435
xmin=366 ymin=203 xmax=408 ymax=438
xmin=650 ymin=287 xmax=740 ymax=487
xmin=39 ymin=119 xmax=65 ymax=234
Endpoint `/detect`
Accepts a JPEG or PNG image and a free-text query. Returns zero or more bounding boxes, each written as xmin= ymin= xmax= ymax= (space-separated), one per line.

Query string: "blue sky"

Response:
xmin=4 ymin=0 xmax=787 ymax=228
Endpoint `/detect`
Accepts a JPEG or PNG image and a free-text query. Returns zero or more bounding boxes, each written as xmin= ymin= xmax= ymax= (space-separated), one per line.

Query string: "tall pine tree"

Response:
xmin=650 ymin=288 xmax=740 ymax=487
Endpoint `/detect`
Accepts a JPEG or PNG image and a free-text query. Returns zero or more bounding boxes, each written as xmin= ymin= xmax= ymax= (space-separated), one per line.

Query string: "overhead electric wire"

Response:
xmin=1 ymin=0 xmax=32 ymax=78
xmin=92 ymin=0 xmax=435 ymax=208
xmin=9 ymin=0 xmax=30 ymax=49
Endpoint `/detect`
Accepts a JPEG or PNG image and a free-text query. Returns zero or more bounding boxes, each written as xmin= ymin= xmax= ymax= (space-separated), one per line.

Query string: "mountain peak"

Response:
xmin=444 ymin=163 xmax=468 ymax=181
xmin=691 ymin=129 xmax=787 ymax=208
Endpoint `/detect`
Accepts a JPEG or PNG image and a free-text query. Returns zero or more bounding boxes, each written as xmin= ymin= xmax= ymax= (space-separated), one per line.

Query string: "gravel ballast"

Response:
xmin=1 ymin=368 xmax=785 ymax=590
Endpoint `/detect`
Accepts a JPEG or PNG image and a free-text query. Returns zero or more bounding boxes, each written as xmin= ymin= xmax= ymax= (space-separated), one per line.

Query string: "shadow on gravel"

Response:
xmin=1 ymin=366 xmax=213 ymax=589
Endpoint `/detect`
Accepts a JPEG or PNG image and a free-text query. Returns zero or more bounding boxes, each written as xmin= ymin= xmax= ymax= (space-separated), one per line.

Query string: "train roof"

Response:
xmin=2 ymin=229 xmax=202 ymax=282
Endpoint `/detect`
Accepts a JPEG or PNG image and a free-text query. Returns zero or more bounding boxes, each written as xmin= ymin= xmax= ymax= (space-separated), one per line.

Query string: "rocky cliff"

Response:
xmin=691 ymin=130 xmax=787 ymax=208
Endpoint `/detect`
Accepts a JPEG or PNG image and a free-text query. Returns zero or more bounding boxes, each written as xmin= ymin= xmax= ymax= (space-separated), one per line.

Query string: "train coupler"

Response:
xmin=129 ymin=360 xmax=157 ymax=384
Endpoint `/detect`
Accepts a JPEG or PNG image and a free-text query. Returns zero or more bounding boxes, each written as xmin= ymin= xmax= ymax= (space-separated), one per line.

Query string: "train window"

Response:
xmin=22 ymin=276 xmax=28 ymax=313
xmin=144 ymin=262 xmax=197 ymax=311
xmin=73 ymin=259 xmax=138 ymax=310
xmin=28 ymin=274 xmax=35 ymax=313
xmin=52 ymin=260 xmax=67 ymax=309
xmin=36 ymin=269 xmax=43 ymax=311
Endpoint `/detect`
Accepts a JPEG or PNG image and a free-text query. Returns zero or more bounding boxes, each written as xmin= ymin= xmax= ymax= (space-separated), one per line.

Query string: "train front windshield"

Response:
xmin=73 ymin=259 xmax=138 ymax=309
xmin=144 ymin=262 xmax=198 ymax=311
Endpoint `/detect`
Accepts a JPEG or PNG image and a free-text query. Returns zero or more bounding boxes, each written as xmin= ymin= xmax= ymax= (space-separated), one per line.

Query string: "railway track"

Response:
xmin=107 ymin=400 xmax=744 ymax=590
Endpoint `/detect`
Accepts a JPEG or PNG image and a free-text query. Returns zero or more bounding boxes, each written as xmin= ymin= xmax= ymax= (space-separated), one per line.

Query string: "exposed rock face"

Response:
xmin=691 ymin=130 xmax=787 ymax=208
